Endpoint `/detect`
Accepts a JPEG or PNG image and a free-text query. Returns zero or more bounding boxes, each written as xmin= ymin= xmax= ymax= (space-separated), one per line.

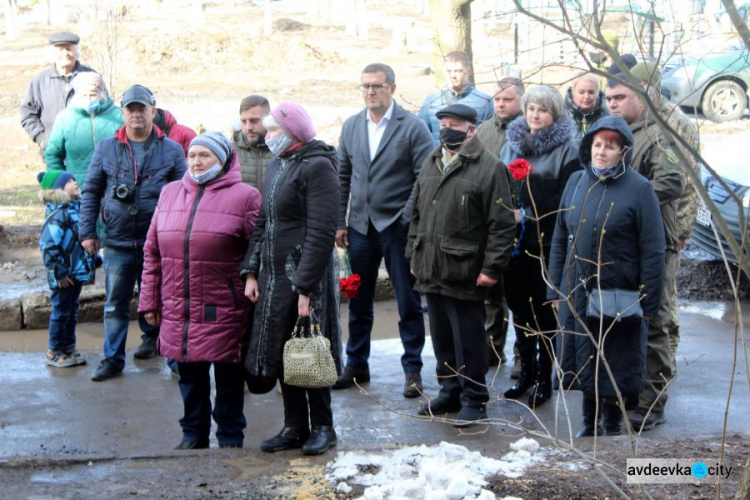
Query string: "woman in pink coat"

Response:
xmin=139 ymin=131 xmax=261 ymax=449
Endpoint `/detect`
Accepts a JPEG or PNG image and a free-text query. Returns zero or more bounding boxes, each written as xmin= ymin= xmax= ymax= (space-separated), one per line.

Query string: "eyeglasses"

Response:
xmin=360 ymin=83 xmax=390 ymax=92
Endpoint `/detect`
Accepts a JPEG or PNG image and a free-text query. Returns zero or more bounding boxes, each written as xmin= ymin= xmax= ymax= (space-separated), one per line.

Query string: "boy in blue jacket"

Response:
xmin=38 ymin=171 xmax=99 ymax=367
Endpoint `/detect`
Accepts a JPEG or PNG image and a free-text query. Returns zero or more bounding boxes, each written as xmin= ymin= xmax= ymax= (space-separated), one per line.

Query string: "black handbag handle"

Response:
xmin=293 ymin=310 xmax=321 ymax=338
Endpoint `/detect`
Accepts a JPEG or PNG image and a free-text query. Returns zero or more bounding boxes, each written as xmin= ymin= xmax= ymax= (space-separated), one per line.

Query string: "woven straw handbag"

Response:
xmin=283 ymin=313 xmax=338 ymax=388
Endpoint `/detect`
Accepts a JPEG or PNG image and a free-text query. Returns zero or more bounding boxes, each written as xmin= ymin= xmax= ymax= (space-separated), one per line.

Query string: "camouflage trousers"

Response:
xmin=639 ymin=250 xmax=678 ymax=414
xmin=665 ymin=252 xmax=681 ymax=373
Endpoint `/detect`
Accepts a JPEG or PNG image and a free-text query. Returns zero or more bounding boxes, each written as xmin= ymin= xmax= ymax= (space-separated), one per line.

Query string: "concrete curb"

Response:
xmin=0 ymin=271 xmax=395 ymax=331
xmin=1 ymin=286 xmax=137 ymax=331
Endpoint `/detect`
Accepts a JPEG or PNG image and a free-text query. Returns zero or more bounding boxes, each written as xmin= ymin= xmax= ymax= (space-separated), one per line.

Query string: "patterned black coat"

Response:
xmin=240 ymin=140 xmax=342 ymax=379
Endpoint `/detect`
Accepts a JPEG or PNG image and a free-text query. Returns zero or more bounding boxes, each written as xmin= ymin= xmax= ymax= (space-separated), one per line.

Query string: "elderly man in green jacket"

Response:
xmin=407 ymin=103 xmax=516 ymax=427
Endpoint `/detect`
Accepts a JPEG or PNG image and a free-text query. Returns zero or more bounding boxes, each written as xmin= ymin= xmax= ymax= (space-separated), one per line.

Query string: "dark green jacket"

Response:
xmin=407 ymin=135 xmax=516 ymax=301
xmin=475 ymin=113 xmax=520 ymax=157
xmin=232 ymin=130 xmax=273 ymax=192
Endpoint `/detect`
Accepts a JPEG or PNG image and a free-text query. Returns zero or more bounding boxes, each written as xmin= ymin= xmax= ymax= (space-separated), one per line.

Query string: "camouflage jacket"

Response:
xmin=659 ymin=100 xmax=700 ymax=242
xmin=630 ymin=114 xmax=685 ymax=252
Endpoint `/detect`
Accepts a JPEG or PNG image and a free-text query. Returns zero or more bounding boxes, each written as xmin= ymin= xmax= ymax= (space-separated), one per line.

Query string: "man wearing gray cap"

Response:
xmin=407 ymin=103 xmax=515 ymax=427
xmin=79 ymin=84 xmax=187 ymax=382
xmin=20 ymin=31 xmax=96 ymax=154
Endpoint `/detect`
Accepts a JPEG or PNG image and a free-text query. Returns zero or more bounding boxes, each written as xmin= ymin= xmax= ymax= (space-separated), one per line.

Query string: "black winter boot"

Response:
xmin=503 ymin=354 xmax=535 ymax=399
xmin=575 ymin=396 xmax=602 ymax=438
xmin=602 ymin=402 xmax=623 ymax=436
xmin=528 ymin=356 xmax=552 ymax=408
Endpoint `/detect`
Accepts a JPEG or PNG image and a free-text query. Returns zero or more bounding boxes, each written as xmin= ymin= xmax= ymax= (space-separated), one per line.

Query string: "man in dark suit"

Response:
xmin=335 ymin=63 xmax=434 ymax=398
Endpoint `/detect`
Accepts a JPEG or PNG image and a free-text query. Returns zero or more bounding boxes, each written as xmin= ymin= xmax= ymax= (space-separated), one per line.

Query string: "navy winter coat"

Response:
xmin=79 ymin=125 xmax=187 ymax=249
xmin=548 ymin=116 xmax=666 ymax=397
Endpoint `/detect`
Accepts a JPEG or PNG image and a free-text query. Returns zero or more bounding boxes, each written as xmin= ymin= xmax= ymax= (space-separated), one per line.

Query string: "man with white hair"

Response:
xmin=20 ymin=31 xmax=96 ymax=154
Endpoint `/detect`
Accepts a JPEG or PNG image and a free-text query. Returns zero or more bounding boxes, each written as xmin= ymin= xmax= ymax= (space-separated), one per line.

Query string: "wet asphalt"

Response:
xmin=0 ymin=299 xmax=748 ymax=490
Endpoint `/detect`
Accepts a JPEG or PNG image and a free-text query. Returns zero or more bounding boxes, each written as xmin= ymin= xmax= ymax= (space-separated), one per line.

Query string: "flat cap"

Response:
xmin=49 ymin=31 xmax=80 ymax=46
xmin=435 ymin=103 xmax=477 ymax=123
xmin=121 ymin=84 xmax=155 ymax=107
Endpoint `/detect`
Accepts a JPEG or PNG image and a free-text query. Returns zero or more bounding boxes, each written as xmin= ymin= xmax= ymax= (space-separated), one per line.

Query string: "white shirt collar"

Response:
xmin=367 ymin=100 xmax=395 ymax=125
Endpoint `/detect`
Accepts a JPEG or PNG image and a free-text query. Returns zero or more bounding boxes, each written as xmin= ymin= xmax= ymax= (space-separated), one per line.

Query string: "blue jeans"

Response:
xmin=48 ymin=283 xmax=83 ymax=352
xmin=177 ymin=362 xmax=247 ymax=446
xmin=103 ymin=246 xmax=158 ymax=370
xmin=346 ymin=223 xmax=425 ymax=372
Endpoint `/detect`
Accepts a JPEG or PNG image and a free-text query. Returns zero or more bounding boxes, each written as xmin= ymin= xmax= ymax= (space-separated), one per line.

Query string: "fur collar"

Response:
xmin=505 ymin=113 xmax=575 ymax=156
xmin=40 ymin=189 xmax=72 ymax=204
xmin=564 ymin=87 xmax=607 ymax=122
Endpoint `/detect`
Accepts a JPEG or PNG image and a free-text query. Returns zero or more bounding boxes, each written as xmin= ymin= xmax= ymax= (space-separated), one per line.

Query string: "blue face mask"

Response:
xmin=87 ymin=99 xmax=102 ymax=113
xmin=189 ymin=164 xmax=223 ymax=185
xmin=266 ymin=134 xmax=293 ymax=158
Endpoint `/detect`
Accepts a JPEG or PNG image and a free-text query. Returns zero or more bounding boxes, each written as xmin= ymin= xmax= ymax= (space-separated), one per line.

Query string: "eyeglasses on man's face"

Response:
xmin=360 ymin=83 xmax=390 ymax=92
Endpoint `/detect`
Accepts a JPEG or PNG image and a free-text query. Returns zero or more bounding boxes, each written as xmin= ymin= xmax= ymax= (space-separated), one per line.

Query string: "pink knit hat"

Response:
xmin=270 ymin=101 xmax=316 ymax=144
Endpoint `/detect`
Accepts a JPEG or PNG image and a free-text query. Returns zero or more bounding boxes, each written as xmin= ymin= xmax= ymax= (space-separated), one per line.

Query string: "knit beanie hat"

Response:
xmin=189 ymin=131 xmax=232 ymax=165
xmin=607 ymin=53 xmax=637 ymax=76
xmin=270 ymin=102 xmax=316 ymax=143
xmin=631 ymin=61 xmax=662 ymax=91
xmin=37 ymin=171 xmax=75 ymax=190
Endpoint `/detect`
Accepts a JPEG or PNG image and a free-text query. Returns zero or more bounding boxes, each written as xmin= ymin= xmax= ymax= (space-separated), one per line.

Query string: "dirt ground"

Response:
xmin=0 ymin=434 xmax=745 ymax=499
xmin=1 ymin=1 xmax=749 ymax=498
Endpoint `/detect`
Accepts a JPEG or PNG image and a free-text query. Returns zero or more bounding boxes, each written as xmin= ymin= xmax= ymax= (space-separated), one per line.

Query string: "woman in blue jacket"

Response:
xmin=548 ymin=116 xmax=666 ymax=436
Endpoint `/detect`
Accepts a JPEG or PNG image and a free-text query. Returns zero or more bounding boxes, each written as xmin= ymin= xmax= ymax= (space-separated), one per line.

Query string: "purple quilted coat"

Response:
xmin=138 ymin=152 xmax=261 ymax=363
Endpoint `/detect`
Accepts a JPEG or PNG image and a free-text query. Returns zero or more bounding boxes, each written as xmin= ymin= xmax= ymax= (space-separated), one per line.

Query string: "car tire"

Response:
xmin=701 ymin=80 xmax=747 ymax=122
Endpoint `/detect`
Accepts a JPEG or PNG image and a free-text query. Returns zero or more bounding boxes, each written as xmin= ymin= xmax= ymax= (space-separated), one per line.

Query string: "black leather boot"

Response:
xmin=260 ymin=426 xmax=310 ymax=452
xmin=575 ymin=397 xmax=602 ymax=438
xmin=602 ymin=402 xmax=623 ymax=436
xmin=503 ymin=354 xmax=535 ymax=399
xmin=302 ymin=425 xmax=337 ymax=455
xmin=528 ymin=357 xmax=552 ymax=408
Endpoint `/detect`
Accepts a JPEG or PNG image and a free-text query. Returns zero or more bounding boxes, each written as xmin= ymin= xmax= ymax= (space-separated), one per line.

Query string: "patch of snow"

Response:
xmin=326 ymin=438 xmax=547 ymax=499
xmin=336 ymin=481 xmax=352 ymax=493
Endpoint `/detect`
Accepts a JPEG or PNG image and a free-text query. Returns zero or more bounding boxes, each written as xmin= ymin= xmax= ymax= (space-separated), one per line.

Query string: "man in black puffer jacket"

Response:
xmin=79 ymin=84 xmax=187 ymax=382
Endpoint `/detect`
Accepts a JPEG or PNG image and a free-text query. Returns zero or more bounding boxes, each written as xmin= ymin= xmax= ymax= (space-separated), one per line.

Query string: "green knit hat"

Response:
xmin=631 ymin=61 xmax=662 ymax=91
xmin=37 ymin=171 xmax=75 ymax=190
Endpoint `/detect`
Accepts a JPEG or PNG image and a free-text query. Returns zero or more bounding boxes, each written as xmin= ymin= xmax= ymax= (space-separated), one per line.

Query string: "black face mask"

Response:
xmin=439 ymin=127 xmax=468 ymax=152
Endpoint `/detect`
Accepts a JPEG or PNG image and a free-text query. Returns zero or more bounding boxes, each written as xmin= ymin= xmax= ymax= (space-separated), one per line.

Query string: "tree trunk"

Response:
xmin=722 ymin=0 xmax=750 ymax=49
xmin=428 ymin=0 xmax=473 ymax=88
xmin=4 ymin=0 xmax=18 ymax=40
